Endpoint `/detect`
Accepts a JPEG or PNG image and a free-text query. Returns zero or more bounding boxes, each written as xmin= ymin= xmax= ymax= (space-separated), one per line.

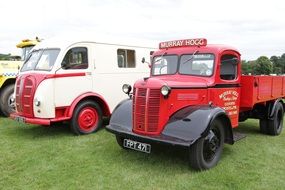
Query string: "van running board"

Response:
xmin=233 ymin=132 xmax=247 ymax=142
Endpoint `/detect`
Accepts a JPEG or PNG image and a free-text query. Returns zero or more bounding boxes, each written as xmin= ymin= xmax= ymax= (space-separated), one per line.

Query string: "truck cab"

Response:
xmin=0 ymin=38 xmax=40 ymax=117
xmin=106 ymin=38 xmax=253 ymax=170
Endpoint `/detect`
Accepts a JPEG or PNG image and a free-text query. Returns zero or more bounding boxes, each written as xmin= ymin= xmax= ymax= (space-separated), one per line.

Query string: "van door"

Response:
xmin=54 ymin=45 xmax=93 ymax=109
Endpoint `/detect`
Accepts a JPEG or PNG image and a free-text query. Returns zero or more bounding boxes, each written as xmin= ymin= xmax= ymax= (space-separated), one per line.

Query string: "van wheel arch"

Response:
xmin=68 ymin=94 xmax=111 ymax=119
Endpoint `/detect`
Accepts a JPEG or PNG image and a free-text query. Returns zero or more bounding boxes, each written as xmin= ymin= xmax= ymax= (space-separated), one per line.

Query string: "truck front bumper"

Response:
xmin=106 ymin=124 xmax=193 ymax=147
xmin=10 ymin=113 xmax=51 ymax=125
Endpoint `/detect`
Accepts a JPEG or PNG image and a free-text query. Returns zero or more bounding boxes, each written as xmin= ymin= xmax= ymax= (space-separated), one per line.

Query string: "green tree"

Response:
xmin=241 ymin=60 xmax=254 ymax=74
xmin=254 ymin=56 xmax=272 ymax=75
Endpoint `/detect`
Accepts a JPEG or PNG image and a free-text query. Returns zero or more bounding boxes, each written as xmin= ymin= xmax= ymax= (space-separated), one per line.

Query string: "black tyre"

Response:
xmin=70 ymin=101 xmax=103 ymax=135
xmin=0 ymin=84 xmax=15 ymax=117
xmin=267 ymin=102 xmax=284 ymax=136
xmin=189 ymin=119 xmax=225 ymax=170
xmin=259 ymin=119 xmax=268 ymax=134
xmin=116 ymin=135 xmax=126 ymax=149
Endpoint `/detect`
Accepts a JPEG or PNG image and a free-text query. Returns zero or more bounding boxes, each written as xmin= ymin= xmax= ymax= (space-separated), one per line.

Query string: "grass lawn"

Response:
xmin=0 ymin=117 xmax=284 ymax=190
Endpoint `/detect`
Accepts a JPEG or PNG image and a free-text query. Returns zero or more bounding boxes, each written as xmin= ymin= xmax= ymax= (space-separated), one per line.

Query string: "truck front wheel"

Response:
xmin=70 ymin=101 xmax=103 ymax=135
xmin=189 ymin=119 xmax=225 ymax=170
xmin=268 ymin=102 xmax=284 ymax=136
xmin=0 ymin=84 xmax=15 ymax=117
xmin=116 ymin=135 xmax=126 ymax=149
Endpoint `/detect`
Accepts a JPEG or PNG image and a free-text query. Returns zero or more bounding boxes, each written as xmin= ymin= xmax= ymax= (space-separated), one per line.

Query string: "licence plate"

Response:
xmin=123 ymin=139 xmax=151 ymax=153
xmin=15 ymin=116 xmax=26 ymax=123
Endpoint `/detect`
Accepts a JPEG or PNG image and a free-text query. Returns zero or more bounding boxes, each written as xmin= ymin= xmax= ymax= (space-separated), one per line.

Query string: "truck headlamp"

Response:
xmin=161 ymin=85 xmax=171 ymax=97
xmin=122 ymin=84 xmax=132 ymax=95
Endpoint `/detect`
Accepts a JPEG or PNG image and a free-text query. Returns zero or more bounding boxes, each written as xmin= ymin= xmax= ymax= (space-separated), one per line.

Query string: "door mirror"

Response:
xmin=141 ymin=57 xmax=151 ymax=68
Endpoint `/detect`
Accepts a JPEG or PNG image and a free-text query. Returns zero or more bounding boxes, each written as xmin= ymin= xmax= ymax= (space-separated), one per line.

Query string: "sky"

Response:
xmin=0 ymin=0 xmax=285 ymax=60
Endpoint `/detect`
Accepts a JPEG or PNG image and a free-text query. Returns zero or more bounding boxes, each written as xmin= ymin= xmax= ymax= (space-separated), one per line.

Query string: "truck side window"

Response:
xmin=62 ymin=47 xmax=88 ymax=70
xmin=220 ymin=54 xmax=238 ymax=80
xmin=117 ymin=49 xmax=136 ymax=68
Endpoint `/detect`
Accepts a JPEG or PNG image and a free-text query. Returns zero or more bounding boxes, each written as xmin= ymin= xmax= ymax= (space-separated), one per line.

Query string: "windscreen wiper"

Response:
xmin=181 ymin=50 xmax=199 ymax=64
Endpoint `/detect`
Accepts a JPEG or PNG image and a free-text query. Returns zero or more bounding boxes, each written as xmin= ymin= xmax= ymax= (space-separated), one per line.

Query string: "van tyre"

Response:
xmin=189 ymin=119 xmax=225 ymax=170
xmin=0 ymin=84 xmax=15 ymax=117
xmin=267 ymin=102 xmax=284 ymax=136
xmin=70 ymin=101 xmax=103 ymax=135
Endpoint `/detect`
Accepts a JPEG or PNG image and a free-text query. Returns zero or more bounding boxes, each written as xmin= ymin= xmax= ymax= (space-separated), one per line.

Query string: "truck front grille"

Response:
xmin=15 ymin=76 xmax=35 ymax=117
xmin=133 ymin=88 xmax=160 ymax=133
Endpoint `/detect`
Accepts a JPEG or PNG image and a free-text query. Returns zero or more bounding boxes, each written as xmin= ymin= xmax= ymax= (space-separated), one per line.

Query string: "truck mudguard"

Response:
xmin=269 ymin=98 xmax=284 ymax=119
xmin=110 ymin=99 xmax=234 ymax=146
xmin=109 ymin=99 xmax=133 ymax=131
xmin=162 ymin=105 xmax=234 ymax=145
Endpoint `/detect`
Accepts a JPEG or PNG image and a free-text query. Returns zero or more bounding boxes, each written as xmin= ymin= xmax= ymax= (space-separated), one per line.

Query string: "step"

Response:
xmin=233 ymin=132 xmax=247 ymax=142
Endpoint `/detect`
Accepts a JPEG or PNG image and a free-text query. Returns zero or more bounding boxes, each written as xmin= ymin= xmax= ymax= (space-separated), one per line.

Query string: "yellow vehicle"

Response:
xmin=0 ymin=38 xmax=40 ymax=117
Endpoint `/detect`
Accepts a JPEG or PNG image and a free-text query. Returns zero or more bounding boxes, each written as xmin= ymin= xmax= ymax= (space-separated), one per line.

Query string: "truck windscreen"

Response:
xmin=152 ymin=53 xmax=214 ymax=76
xmin=179 ymin=54 xmax=214 ymax=76
xmin=21 ymin=49 xmax=60 ymax=72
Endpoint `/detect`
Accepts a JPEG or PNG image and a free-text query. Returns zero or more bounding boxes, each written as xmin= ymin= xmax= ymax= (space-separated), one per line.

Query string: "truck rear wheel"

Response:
xmin=189 ymin=119 xmax=225 ymax=170
xmin=70 ymin=100 xmax=103 ymax=135
xmin=268 ymin=102 xmax=284 ymax=136
xmin=259 ymin=119 xmax=268 ymax=134
xmin=0 ymin=84 xmax=15 ymax=117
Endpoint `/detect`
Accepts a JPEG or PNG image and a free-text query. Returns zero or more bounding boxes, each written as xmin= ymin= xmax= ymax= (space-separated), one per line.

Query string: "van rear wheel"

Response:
xmin=70 ymin=101 xmax=103 ymax=135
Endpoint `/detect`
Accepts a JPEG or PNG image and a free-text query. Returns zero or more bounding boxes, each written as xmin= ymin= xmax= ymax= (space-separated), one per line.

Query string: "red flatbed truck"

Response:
xmin=106 ymin=38 xmax=284 ymax=170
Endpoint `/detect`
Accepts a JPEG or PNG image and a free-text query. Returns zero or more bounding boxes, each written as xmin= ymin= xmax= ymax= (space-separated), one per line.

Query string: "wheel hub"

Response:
xmin=78 ymin=107 xmax=98 ymax=131
xmin=8 ymin=94 xmax=16 ymax=111
xmin=204 ymin=130 xmax=220 ymax=161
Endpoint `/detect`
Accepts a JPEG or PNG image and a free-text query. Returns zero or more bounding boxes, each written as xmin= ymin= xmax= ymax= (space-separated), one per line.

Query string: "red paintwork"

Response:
xmin=132 ymin=41 xmax=285 ymax=136
xmin=240 ymin=75 xmax=285 ymax=109
xmin=45 ymin=73 xmax=86 ymax=79
xmin=10 ymin=113 xmax=50 ymax=125
xmin=14 ymin=72 xmax=85 ymax=118
xmin=12 ymin=72 xmax=112 ymax=126
xmin=67 ymin=92 xmax=111 ymax=118
xmin=78 ymin=106 xmax=99 ymax=133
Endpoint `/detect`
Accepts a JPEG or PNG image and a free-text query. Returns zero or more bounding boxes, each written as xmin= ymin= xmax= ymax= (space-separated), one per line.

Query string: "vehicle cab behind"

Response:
xmin=11 ymin=36 xmax=155 ymax=135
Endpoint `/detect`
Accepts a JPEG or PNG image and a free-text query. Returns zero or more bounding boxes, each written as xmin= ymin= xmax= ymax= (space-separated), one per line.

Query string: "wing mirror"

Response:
xmin=141 ymin=57 xmax=151 ymax=68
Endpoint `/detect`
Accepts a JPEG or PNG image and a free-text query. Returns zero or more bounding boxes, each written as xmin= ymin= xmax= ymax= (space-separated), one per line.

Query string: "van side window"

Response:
xmin=220 ymin=54 xmax=238 ymax=80
xmin=62 ymin=47 xmax=88 ymax=69
xmin=117 ymin=49 xmax=136 ymax=68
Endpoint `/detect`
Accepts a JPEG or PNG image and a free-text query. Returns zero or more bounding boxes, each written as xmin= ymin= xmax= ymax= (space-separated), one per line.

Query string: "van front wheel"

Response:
xmin=70 ymin=101 xmax=103 ymax=135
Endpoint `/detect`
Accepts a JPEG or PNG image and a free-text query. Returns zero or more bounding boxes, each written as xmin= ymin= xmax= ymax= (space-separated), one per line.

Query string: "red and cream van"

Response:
xmin=11 ymin=36 xmax=155 ymax=135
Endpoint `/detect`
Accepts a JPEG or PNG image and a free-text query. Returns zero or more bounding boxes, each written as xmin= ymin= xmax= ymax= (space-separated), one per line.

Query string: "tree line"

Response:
xmin=242 ymin=53 xmax=285 ymax=75
xmin=0 ymin=53 xmax=21 ymax=61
